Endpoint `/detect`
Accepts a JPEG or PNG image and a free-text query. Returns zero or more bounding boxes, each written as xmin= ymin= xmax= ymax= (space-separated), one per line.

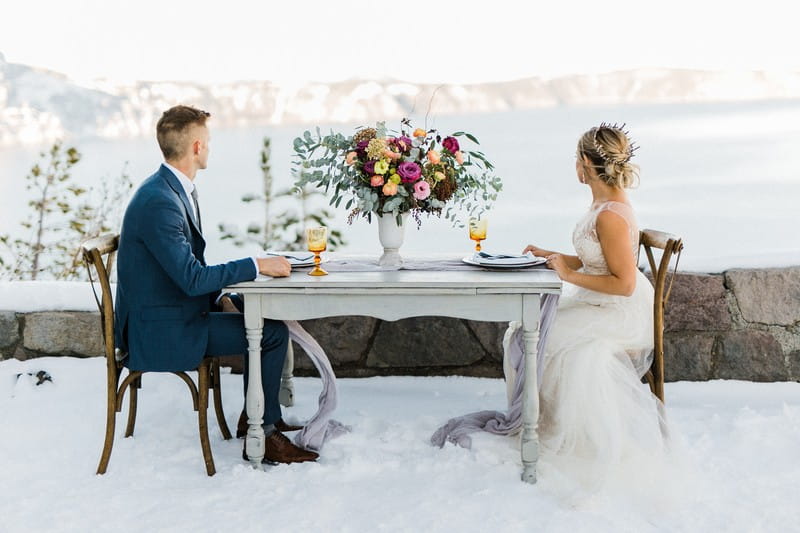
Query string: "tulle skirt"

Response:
xmin=535 ymin=270 xmax=681 ymax=497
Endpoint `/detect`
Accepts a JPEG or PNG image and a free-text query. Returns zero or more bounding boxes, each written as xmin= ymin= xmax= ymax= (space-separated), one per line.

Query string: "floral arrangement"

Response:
xmin=292 ymin=119 xmax=502 ymax=226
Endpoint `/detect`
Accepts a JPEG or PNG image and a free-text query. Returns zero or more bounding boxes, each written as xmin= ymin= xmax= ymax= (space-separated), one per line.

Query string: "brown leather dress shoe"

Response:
xmin=241 ymin=431 xmax=319 ymax=464
xmin=237 ymin=410 xmax=304 ymax=438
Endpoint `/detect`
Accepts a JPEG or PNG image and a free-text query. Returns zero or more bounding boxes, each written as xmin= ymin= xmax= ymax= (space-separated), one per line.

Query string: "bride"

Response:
xmin=523 ymin=124 xmax=674 ymax=492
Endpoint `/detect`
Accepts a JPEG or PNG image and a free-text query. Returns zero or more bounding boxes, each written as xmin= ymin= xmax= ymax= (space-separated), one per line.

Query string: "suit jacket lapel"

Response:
xmin=159 ymin=164 xmax=204 ymax=238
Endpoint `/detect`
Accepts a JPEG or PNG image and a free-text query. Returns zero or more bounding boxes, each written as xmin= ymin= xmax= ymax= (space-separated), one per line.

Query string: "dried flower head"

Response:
xmin=353 ymin=128 xmax=377 ymax=144
xmin=366 ymin=138 xmax=388 ymax=160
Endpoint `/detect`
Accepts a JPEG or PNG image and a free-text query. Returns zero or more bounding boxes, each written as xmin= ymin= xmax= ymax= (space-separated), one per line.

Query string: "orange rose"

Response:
xmin=455 ymin=150 xmax=464 ymax=165
xmin=345 ymin=151 xmax=358 ymax=165
xmin=413 ymin=128 xmax=426 ymax=138
xmin=383 ymin=149 xmax=401 ymax=161
xmin=370 ymin=175 xmax=385 ymax=187
xmin=382 ymin=181 xmax=398 ymax=196
xmin=427 ymin=150 xmax=441 ymax=164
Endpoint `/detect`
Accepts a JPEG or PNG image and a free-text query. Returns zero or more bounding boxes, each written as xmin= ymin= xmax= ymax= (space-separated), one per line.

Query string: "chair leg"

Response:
xmin=97 ymin=374 xmax=120 ymax=475
xmin=124 ymin=375 xmax=140 ymax=438
xmin=210 ymin=358 xmax=232 ymax=440
xmin=197 ymin=363 xmax=216 ymax=476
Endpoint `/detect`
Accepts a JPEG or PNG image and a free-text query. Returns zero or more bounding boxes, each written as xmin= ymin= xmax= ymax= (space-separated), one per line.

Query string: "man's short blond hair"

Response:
xmin=156 ymin=105 xmax=211 ymax=161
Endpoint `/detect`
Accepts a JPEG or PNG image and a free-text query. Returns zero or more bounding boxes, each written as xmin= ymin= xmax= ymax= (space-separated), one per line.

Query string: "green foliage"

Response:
xmin=0 ymin=143 xmax=133 ymax=280
xmin=219 ymin=136 xmax=347 ymax=251
xmin=292 ymin=120 xmax=503 ymax=227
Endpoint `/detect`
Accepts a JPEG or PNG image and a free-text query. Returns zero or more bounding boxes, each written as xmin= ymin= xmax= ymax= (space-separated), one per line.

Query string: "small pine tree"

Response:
xmin=219 ymin=136 xmax=346 ymax=251
xmin=0 ymin=143 xmax=133 ymax=280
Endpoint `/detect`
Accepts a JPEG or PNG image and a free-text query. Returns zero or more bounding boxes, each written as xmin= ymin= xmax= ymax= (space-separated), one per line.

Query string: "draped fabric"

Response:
xmin=429 ymin=293 xmax=560 ymax=448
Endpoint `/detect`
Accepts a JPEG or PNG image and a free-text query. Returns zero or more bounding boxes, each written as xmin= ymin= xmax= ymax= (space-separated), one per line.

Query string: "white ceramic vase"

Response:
xmin=377 ymin=212 xmax=410 ymax=267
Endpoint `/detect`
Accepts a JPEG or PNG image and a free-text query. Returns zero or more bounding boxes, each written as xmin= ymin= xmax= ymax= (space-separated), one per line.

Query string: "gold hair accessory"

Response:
xmin=592 ymin=122 xmax=639 ymax=165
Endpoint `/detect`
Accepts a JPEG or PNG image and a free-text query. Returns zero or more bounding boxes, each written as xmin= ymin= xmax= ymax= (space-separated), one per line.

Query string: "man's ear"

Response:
xmin=193 ymin=140 xmax=201 ymax=155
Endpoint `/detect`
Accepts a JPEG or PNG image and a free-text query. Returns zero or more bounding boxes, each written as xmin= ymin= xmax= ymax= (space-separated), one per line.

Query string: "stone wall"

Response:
xmin=1 ymin=266 xmax=798 ymax=381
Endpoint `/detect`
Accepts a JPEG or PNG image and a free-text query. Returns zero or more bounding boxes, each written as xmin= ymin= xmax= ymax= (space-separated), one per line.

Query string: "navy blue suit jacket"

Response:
xmin=115 ymin=165 xmax=257 ymax=371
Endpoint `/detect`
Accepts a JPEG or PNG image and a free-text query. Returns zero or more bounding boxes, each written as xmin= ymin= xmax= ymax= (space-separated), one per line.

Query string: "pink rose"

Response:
xmin=397 ymin=161 xmax=421 ymax=183
xmin=455 ymin=151 xmax=464 ymax=165
xmin=370 ymin=175 xmax=385 ymax=187
xmin=413 ymin=180 xmax=431 ymax=200
xmin=427 ymin=150 xmax=441 ymax=164
xmin=382 ymin=181 xmax=398 ymax=196
xmin=442 ymin=136 xmax=460 ymax=154
xmin=345 ymin=151 xmax=358 ymax=165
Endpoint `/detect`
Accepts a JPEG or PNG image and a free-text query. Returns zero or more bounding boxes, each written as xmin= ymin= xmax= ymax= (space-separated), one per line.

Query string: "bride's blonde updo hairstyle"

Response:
xmin=577 ymin=123 xmax=639 ymax=188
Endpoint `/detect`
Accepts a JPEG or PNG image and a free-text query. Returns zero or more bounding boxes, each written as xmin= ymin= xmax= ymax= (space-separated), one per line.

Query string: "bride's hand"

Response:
xmin=523 ymin=244 xmax=550 ymax=257
xmin=546 ymin=253 xmax=571 ymax=279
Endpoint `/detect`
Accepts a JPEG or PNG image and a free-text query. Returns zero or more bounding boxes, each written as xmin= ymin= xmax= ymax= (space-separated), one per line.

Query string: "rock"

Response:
xmin=726 ymin=268 xmax=800 ymax=326
xmin=663 ymin=332 xmax=715 ymax=381
xmin=789 ymin=350 xmax=800 ymax=381
xmin=367 ymin=317 xmax=485 ymax=368
xmin=293 ymin=317 xmax=378 ymax=370
xmin=217 ymin=355 xmax=243 ymax=374
xmin=715 ymin=330 xmax=787 ymax=381
xmin=22 ymin=312 xmax=103 ymax=357
xmin=659 ymin=273 xmax=731 ymax=332
xmin=0 ymin=311 xmax=20 ymax=354
xmin=465 ymin=321 xmax=508 ymax=362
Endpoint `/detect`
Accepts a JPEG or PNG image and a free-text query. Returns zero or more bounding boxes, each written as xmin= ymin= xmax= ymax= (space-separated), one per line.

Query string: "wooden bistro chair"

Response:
xmin=81 ymin=234 xmax=232 ymax=476
xmin=638 ymin=229 xmax=684 ymax=403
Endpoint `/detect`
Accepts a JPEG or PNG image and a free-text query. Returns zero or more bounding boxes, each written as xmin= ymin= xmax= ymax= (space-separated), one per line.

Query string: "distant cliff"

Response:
xmin=2 ymin=51 xmax=800 ymax=147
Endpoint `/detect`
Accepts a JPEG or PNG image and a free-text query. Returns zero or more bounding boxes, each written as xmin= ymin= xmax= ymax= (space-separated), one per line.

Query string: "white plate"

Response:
xmin=462 ymin=256 xmax=547 ymax=269
xmin=262 ymin=251 xmax=317 ymax=267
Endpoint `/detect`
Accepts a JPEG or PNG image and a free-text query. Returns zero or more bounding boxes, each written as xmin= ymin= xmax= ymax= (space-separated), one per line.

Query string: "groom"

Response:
xmin=115 ymin=104 xmax=317 ymax=463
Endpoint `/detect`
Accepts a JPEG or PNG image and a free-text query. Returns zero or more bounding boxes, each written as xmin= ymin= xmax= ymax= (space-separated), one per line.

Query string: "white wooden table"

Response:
xmin=228 ymin=267 xmax=561 ymax=483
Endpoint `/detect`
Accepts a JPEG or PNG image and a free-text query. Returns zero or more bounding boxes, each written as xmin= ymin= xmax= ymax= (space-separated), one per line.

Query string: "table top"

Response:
xmin=229 ymin=267 xmax=561 ymax=292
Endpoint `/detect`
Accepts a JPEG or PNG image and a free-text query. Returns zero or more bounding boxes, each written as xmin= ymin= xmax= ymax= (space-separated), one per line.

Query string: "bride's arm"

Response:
xmin=546 ymin=211 xmax=637 ymax=296
xmin=523 ymin=244 xmax=583 ymax=270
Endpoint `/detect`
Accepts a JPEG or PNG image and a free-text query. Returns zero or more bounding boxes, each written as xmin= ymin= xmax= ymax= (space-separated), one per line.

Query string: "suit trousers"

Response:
xmin=206 ymin=313 xmax=289 ymax=426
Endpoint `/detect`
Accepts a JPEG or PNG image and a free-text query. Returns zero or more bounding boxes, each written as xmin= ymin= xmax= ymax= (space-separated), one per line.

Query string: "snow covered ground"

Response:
xmin=1 ymin=356 xmax=799 ymax=533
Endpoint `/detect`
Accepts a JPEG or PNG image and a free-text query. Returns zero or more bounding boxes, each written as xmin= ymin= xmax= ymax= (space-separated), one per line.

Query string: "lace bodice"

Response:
xmin=572 ymin=201 xmax=639 ymax=275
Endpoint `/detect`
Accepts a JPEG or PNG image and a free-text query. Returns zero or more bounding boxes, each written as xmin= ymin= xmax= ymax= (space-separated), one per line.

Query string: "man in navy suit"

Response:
xmin=115 ymin=105 xmax=317 ymax=463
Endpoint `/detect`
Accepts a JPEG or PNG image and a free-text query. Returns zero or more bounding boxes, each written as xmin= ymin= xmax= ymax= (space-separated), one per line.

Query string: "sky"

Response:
xmin=2 ymin=0 xmax=799 ymax=85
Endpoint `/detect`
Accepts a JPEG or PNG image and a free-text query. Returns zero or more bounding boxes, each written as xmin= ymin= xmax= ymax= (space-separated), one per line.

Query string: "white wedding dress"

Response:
xmin=533 ymin=201 xmax=678 ymax=496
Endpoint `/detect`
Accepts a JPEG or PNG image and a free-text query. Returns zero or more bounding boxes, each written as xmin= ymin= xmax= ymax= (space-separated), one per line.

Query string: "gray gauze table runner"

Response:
xmin=287 ymin=256 xmax=559 ymax=452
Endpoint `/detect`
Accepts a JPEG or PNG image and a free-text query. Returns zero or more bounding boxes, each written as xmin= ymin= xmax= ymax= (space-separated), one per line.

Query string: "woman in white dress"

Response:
xmin=523 ymin=124 xmax=673 ymax=492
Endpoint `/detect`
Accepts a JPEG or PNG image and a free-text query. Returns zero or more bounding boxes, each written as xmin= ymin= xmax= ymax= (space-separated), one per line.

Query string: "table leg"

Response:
xmin=279 ymin=342 xmax=295 ymax=407
xmin=244 ymin=294 xmax=265 ymax=469
xmin=520 ymin=294 xmax=541 ymax=484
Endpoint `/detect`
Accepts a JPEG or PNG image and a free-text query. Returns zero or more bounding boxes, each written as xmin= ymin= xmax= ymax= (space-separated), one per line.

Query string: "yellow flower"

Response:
xmin=367 ymin=138 xmax=388 ymax=160
xmin=389 ymin=174 xmax=402 ymax=185
xmin=413 ymin=128 xmax=426 ymax=138
xmin=434 ymin=171 xmax=446 ymax=182
xmin=374 ymin=159 xmax=389 ymax=175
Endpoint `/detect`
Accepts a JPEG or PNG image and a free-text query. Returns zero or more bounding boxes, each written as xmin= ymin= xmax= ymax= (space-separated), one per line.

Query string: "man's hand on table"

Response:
xmin=256 ymin=256 xmax=291 ymax=277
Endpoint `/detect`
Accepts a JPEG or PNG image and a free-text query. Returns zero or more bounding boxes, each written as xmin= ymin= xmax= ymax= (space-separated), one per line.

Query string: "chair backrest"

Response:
xmin=638 ymin=229 xmax=683 ymax=402
xmin=81 ymin=234 xmax=120 ymax=368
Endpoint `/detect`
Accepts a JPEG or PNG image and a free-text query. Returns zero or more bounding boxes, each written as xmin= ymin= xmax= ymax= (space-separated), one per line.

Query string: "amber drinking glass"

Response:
xmin=468 ymin=218 xmax=488 ymax=252
xmin=306 ymin=227 xmax=328 ymax=276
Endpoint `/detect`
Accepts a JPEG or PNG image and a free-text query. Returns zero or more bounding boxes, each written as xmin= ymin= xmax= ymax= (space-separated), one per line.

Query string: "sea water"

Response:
xmin=1 ymin=100 xmax=798 ymax=272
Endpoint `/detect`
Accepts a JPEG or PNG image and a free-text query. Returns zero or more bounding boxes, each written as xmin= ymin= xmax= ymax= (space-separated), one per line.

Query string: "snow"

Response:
xmin=1 ymin=356 xmax=799 ymax=533
xmin=2 ymin=283 xmax=800 ymax=531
